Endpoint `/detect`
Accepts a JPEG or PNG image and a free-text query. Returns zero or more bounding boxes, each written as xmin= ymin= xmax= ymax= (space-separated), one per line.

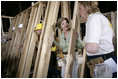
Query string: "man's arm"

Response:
xmin=85 ymin=43 xmax=98 ymax=54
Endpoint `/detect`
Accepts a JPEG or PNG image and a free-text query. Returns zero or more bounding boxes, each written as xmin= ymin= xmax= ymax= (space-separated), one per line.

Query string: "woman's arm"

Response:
xmin=76 ymin=33 xmax=84 ymax=48
xmin=54 ymin=40 xmax=64 ymax=50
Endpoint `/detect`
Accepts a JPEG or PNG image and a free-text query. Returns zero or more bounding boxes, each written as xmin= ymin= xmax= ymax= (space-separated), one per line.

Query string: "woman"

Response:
xmin=79 ymin=1 xmax=117 ymax=78
xmin=54 ymin=17 xmax=84 ymax=78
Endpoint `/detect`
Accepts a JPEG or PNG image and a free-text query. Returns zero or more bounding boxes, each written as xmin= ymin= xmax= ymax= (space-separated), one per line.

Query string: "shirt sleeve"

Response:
xmin=76 ymin=35 xmax=84 ymax=48
xmin=54 ymin=40 xmax=59 ymax=46
xmin=85 ymin=14 xmax=102 ymax=44
xmin=54 ymin=40 xmax=64 ymax=50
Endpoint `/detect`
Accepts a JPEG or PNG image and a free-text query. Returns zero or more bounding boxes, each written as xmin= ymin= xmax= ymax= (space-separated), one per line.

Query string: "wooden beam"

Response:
xmin=6 ymin=15 xmax=21 ymax=76
xmin=1 ymin=18 xmax=16 ymax=73
xmin=11 ymin=13 xmax=25 ymax=60
xmin=80 ymin=48 xmax=86 ymax=78
xmin=14 ymin=2 xmax=45 ymax=17
xmin=6 ymin=13 xmax=24 ymax=76
xmin=1 ymin=18 xmax=4 ymax=36
xmin=61 ymin=1 xmax=70 ymax=20
xmin=11 ymin=11 xmax=30 ymax=77
xmin=64 ymin=1 xmax=79 ymax=78
xmin=22 ymin=2 xmax=43 ymax=77
xmin=3 ymin=16 xmax=17 ymax=73
xmin=1 ymin=17 xmax=16 ymax=59
xmin=33 ymin=1 xmax=50 ymax=78
xmin=36 ymin=1 xmax=60 ymax=78
xmin=1 ymin=15 xmax=14 ymax=19
xmin=111 ymin=11 xmax=117 ymax=55
xmin=16 ymin=6 xmax=38 ymax=78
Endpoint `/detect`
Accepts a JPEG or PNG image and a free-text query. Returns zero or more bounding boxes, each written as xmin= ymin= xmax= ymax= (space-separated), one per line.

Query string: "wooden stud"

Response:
xmin=61 ymin=1 xmax=70 ymax=20
xmin=16 ymin=6 xmax=38 ymax=77
xmin=33 ymin=1 xmax=50 ymax=78
xmin=22 ymin=2 xmax=43 ymax=77
xmin=6 ymin=15 xmax=21 ymax=76
xmin=6 ymin=13 xmax=24 ymax=76
xmin=11 ymin=11 xmax=30 ymax=77
xmin=3 ymin=16 xmax=16 ymax=72
xmin=1 ymin=17 xmax=16 ymax=73
xmin=111 ymin=11 xmax=117 ymax=54
xmin=36 ymin=1 xmax=60 ymax=78
xmin=1 ymin=15 xmax=14 ymax=19
xmin=1 ymin=17 xmax=16 ymax=59
xmin=80 ymin=48 xmax=86 ymax=78
xmin=64 ymin=1 xmax=79 ymax=78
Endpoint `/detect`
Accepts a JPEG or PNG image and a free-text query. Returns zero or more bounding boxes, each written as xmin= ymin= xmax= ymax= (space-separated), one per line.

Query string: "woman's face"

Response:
xmin=79 ymin=4 xmax=88 ymax=21
xmin=61 ymin=20 xmax=69 ymax=31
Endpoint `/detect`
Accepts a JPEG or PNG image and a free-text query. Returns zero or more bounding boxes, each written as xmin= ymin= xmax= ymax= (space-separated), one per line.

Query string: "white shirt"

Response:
xmin=85 ymin=12 xmax=114 ymax=56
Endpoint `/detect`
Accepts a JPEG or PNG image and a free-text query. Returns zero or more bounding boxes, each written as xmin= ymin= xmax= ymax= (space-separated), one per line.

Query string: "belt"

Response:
xmin=87 ymin=51 xmax=115 ymax=61
xmin=102 ymin=52 xmax=115 ymax=60
xmin=63 ymin=52 xmax=68 ymax=54
xmin=63 ymin=49 xmax=78 ymax=54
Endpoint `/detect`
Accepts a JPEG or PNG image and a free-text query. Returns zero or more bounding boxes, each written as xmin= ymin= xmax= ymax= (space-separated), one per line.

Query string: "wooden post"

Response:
xmin=11 ymin=13 xmax=25 ymax=60
xmin=3 ymin=17 xmax=16 ymax=73
xmin=36 ymin=1 xmax=60 ymax=78
xmin=6 ymin=15 xmax=21 ymax=76
xmin=6 ymin=16 xmax=18 ymax=59
xmin=11 ymin=11 xmax=30 ymax=77
xmin=61 ymin=1 xmax=70 ymax=20
xmin=16 ymin=6 xmax=38 ymax=78
xmin=2 ymin=17 xmax=16 ymax=59
xmin=80 ymin=48 xmax=86 ymax=78
xmin=64 ymin=1 xmax=79 ymax=78
xmin=6 ymin=13 xmax=24 ymax=76
xmin=114 ymin=11 xmax=117 ymax=54
xmin=22 ymin=2 xmax=44 ymax=77
xmin=1 ymin=18 xmax=4 ymax=36
xmin=111 ymin=11 xmax=117 ymax=55
xmin=2 ymin=17 xmax=16 ymax=73
xmin=33 ymin=1 xmax=50 ymax=78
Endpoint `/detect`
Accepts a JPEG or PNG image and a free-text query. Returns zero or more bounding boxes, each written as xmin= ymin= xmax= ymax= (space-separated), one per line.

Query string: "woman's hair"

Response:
xmin=57 ymin=17 xmax=69 ymax=29
xmin=79 ymin=1 xmax=100 ymax=14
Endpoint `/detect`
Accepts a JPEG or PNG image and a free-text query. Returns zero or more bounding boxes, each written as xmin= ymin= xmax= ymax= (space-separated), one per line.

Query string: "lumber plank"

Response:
xmin=111 ymin=11 xmax=117 ymax=54
xmin=33 ymin=1 xmax=50 ymax=78
xmin=3 ymin=16 xmax=16 ymax=70
xmin=6 ymin=15 xmax=21 ymax=76
xmin=1 ymin=15 xmax=14 ymax=18
xmin=16 ymin=7 xmax=38 ymax=78
xmin=6 ymin=13 xmax=24 ymax=76
xmin=36 ymin=1 xmax=60 ymax=78
xmin=1 ymin=17 xmax=16 ymax=73
xmin=64 ymin=1 xmax=79 ymax=78
xmin=11 ymin=13 xmax=25 ymax=58
xmin=2 ymin=17 xmax=16 ymax=60
xmin=22 ymin=2 xmax=43 ymax=77
xmin=80 ymin=48 xmax=86 ymax=78
xmin=61 ymin=1 xmax=70 ymax=20
xmin=11 ymin=11 xmax=30 ymax=77
xmin=1 ymin=18 xmax=4 ymax=36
